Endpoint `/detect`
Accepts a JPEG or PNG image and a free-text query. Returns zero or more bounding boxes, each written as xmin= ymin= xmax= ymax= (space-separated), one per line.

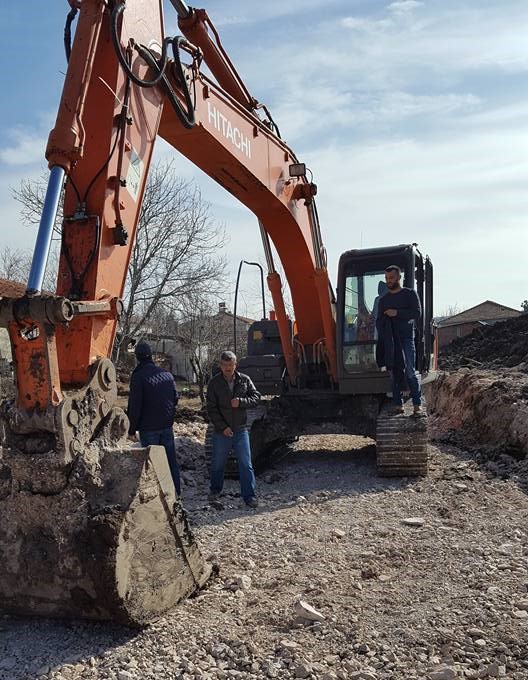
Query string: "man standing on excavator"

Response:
xmin=377 ymin=266 xmax=423 ymax=416
xmin=206 ymin=351 xmax=260 ymax=508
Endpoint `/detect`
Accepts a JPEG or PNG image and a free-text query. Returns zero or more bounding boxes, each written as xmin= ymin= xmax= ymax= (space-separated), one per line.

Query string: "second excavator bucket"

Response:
xmin=0 ymin=439 xmax=212 ymax=625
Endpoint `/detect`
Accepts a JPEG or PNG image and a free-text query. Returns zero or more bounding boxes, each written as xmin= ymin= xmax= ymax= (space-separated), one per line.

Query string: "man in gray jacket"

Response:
xmin=206 ymin=351 xmax=261 ymax=507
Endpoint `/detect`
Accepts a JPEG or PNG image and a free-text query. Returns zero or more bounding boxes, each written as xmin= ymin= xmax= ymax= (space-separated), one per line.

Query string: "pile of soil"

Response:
xmin=440 ymin=314 xmax=528 ymax=371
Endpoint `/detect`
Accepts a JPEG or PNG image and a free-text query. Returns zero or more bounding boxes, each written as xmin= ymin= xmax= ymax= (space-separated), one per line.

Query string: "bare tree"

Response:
xmin=0 ymin=244 xmax=59 ymax=293
xmin=116 ymin=160 xmax=227 ymax=361
xmin=0 ymin=247 xmax=32 ymax=282
xmin=521 ymin=300 xmax=528 ymax=314
xmin=12 ymin=172 xmax=64 ymax=236
xmin=11 ymin=160 xmax=227 ymax=365
xmin=440 ymin=303 xmax=462 ymax=318
xmin=175 ymin=293 xmax=251 ymax=403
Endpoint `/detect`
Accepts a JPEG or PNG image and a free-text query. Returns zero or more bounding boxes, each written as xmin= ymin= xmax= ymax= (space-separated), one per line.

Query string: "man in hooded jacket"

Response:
xmin=127 ymin=341 xmax=181 ymax=494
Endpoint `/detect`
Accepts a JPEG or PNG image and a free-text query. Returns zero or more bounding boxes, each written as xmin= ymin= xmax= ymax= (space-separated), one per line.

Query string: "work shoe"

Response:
xmin=412 ymin=405 xmax=424 ymax=417
xmin=390 ymin=405 xmax=405 ymax=415
xmin=245 ymin=497 xmax=259 ymax=509
xmin=208 ymin=492 xmax=221 ymax=502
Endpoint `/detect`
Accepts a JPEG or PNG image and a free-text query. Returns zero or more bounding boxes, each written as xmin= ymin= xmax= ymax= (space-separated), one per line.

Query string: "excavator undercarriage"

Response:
xmin=206 ymin=393 xmax=429 ymax=479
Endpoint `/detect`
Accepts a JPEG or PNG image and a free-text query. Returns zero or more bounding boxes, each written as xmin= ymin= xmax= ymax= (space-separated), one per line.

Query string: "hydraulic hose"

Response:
xmin=110 ymin=3 xmax=195 ymax=129
xmin=134 ymin=39 xmax=196 ymax=129
xmin=111 ymin=2 xmax=171 ymax=88
xmin=64 ymin=5 xmax=78 ymax=62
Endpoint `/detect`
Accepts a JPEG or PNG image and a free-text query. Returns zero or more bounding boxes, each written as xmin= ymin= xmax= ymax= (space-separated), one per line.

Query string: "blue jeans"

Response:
xmin=139 ymin=427 xmax=181 ymax=495
xmin=210 ymin=429 xmax=256 ymax=503
xmin=392 ymin=337 xmax=422 ymax=406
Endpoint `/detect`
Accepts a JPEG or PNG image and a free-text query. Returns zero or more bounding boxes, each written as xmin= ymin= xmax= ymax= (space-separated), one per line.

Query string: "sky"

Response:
xmin=1 ymin=0 xmax=527 ymax=319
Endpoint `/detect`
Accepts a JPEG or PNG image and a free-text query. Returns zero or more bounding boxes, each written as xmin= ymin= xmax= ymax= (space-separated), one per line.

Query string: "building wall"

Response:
xmin=437 ymin=322 xmax=481 ymax=348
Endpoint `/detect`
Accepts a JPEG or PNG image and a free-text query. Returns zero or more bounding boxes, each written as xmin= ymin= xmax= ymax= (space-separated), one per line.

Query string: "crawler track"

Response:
xmin=376 ymin=401 xmax=428 ymax=476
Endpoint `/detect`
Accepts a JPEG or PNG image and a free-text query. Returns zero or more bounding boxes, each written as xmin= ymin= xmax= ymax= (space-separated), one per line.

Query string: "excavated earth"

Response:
xmin=1 ymin=410 xmax=528 ymax=680
xmin=440 ymin=315 xmax=528 ymax=372
xmin=1 ymin=319 xmax=528 ymax=680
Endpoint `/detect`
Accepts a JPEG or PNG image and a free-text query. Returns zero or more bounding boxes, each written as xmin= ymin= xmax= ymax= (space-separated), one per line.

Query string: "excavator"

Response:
xmin=0 ymin=0 xmax=435 ymax=625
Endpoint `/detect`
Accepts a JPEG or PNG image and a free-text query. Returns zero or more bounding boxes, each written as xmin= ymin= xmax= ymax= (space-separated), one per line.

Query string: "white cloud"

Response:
xmin=388 ymin=0 xmax=424 ymax=14
xmin=0 ymin=129 xmax=47 ymax=166
xmin=305 ymin=122 xmax=528 ymax=312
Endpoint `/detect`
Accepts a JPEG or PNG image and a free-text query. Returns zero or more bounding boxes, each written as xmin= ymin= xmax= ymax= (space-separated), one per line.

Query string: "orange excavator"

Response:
xmin=0 ymin=0 xmax=436 ymax=624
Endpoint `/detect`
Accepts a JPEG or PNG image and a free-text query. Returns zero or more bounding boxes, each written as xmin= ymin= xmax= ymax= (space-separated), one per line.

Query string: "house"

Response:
xmin=435 ymin=300 xmax=522 ymax=348
xmin=134 ymin=303 xmax=256 ymax=382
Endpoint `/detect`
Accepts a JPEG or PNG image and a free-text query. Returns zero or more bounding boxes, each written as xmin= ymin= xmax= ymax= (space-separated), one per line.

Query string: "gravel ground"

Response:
xmin=1 ymin=426 xmax=527 ymax=680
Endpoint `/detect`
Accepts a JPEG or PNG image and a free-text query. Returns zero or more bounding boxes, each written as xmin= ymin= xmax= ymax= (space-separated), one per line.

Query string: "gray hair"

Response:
xmin=220 ymin=350 xmax=237 ymax=363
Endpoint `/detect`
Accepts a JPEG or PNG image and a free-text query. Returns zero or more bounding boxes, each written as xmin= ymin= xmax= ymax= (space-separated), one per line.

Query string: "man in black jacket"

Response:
xmin=206 ymin=351 xmax=261 ymax=507
xmin=127 ymin=341 xmax=181 ymax=495
xmin=376 ymin=265 xmax=423 ymax=416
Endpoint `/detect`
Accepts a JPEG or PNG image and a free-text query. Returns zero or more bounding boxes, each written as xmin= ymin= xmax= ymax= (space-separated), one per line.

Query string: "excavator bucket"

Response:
xmin=0 ymin=352 xmax=212 ymax=626
xmin=0 ymin=439 xmax=212 ymax=625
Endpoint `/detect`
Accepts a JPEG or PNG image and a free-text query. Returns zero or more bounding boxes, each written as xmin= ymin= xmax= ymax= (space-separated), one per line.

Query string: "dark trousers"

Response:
xmin=210 ymin=429 xmax=256 ymax=503
xmin=392 ymin=337 xmax=422 ymax=406
xmin=139 ymin=427 xmax=181 ymax=495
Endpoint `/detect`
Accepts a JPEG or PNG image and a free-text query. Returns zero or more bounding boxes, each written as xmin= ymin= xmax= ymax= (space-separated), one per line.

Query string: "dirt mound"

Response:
xmin=426 ymin=369 xmax=528 ymax=463
xmin=440 ymin=314 xmax=528 ymax=371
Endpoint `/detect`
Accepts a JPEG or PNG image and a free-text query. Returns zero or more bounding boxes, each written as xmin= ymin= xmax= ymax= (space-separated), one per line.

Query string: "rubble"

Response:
xmin=0 ymin=422 xmax=527 ymax=679
xmin=293 ymin=598 xmax=326 ymax=622
xmin=440 ymin=314 xmax=528 ymax=371
xmin=401 ymin=517 xmax=425 ymax=527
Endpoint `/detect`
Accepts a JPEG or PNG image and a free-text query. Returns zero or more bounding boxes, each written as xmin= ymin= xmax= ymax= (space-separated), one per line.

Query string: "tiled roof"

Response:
xmin=0 ymin=278 xmax=27 ymax=298
xmin=437 ymin=300 xmax=521 ymax=327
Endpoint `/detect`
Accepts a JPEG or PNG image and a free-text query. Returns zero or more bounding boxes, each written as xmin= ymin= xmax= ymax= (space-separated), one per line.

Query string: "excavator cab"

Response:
xmin=336 ymin=244 xmax=435 ymax=395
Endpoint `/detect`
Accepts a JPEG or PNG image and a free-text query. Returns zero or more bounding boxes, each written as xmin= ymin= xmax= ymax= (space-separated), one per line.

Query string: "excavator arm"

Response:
xmin=4 ymin=0 xmax=336 ymax=415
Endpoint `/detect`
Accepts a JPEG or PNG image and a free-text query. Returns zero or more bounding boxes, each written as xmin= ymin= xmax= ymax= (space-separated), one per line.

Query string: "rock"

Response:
xmin=210 ymin=500 xmax=225 ymax=511
xmin=356 ymin=643 xmax=370 ymax=654
xmin=235 ymin=575 xmax=252 ymax=591
xmin=181 ymin=471 xmax=196 ymax=487
xmin=117 ymin=672 xmax=135 ymax=680
xmin=497 ymin=543 xmax=516 ymax=555
xmin=293 ymin=598 xmax=325 ymax=622
xmin=453 ymin=483 xmax=468 ymax=491
xmin=402 ymin=517 xmax=425 ymax=527
xmin=325 ymin=655 xmax=340 ymax=666
xmin=427 ymin=668 xmax=458 ymax=680
xmin=280 ymin=640 xmax=299 ymax=651
xmin=294 ymin=663 xmax=312 ymax=678
xmin=516 ymin=599 xmax=528 ymax=611
xmin=485 ymin=662 xmax=501 ymax=678
xmin=211 ymin=643 xmax=230 ymax=659
xmin=467 ymin=628 xmax=485 ymax=638
xmin=331 ymin=528 xmax=346 ymax=539
xmin=474 ymin=639 xmax=487 ymax=647
xmin=322 ymin=674 xmax=338 ymax=680
xmin=350 ymin=672 xmax=378 ymax=680
xmin=512 ymin=609 xmax=528 ymax=618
